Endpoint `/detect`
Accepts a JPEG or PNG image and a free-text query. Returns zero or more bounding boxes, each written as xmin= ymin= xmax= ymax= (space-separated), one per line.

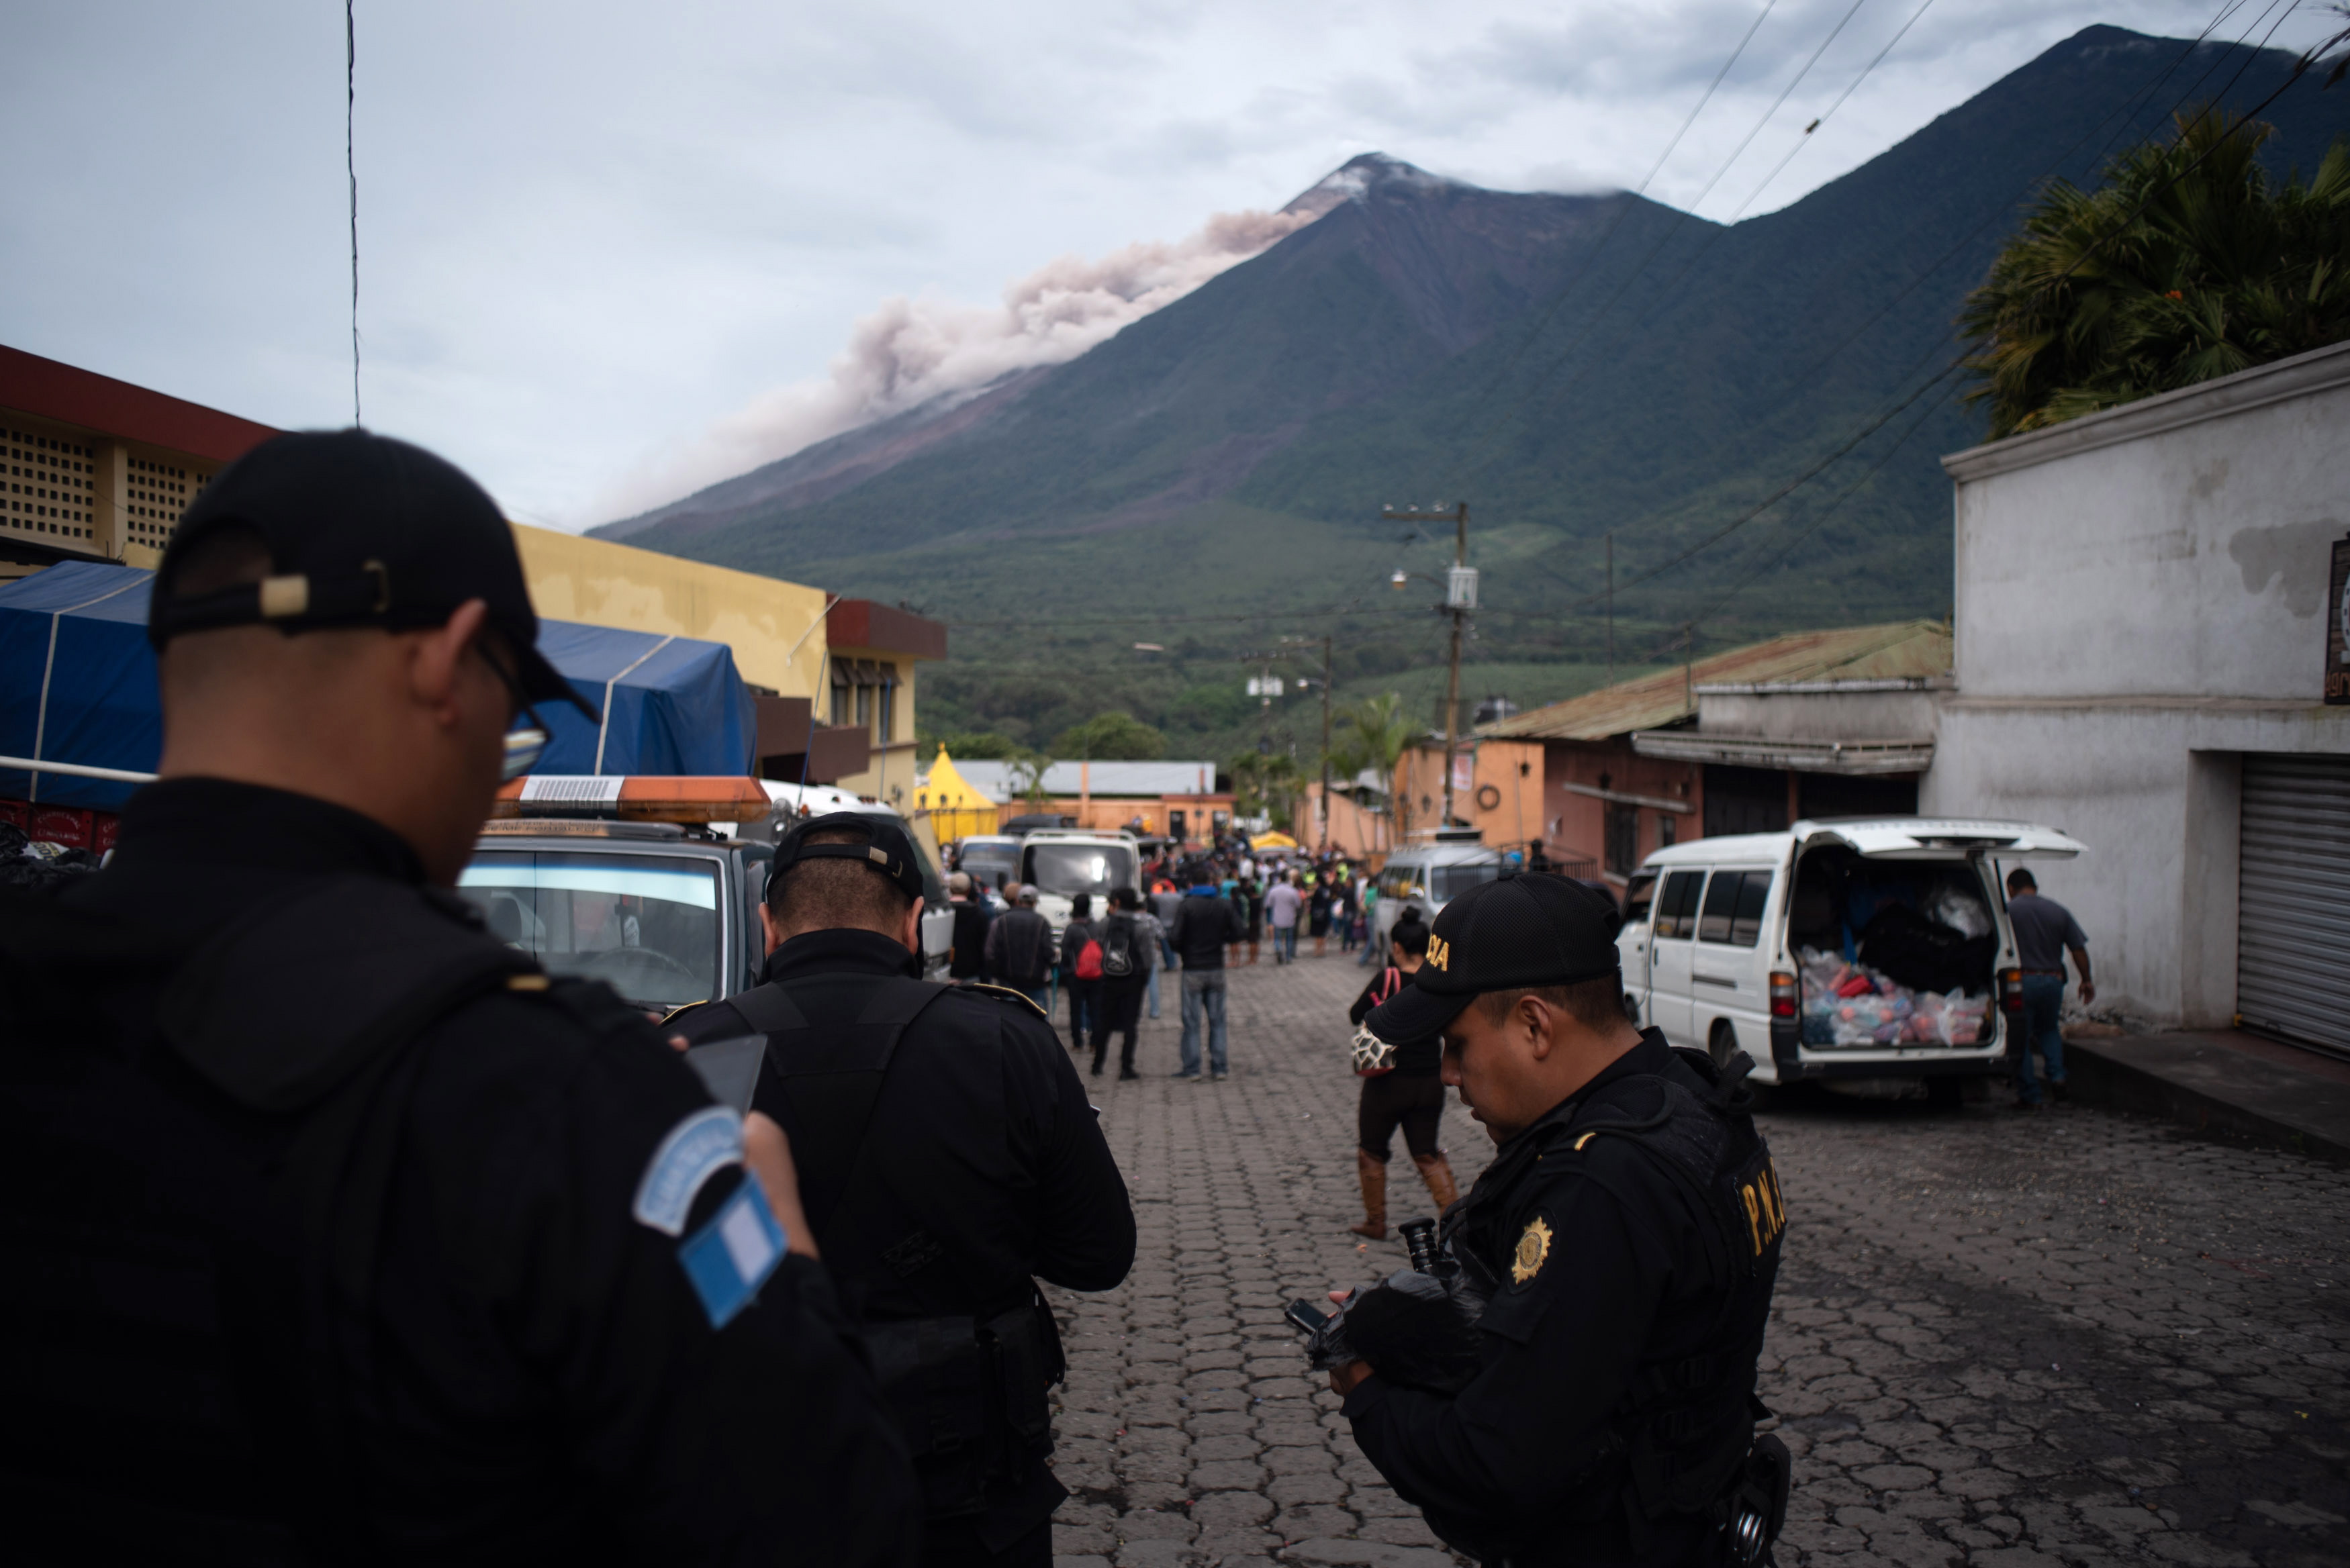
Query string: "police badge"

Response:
xmin=1511 ymin=1216 xmax=1553 ymax=1283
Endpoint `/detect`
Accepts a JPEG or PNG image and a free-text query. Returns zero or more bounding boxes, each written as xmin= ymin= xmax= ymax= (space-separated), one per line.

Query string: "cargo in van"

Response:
xmin=1617 ymin=818 xmax=2085 ymax=1094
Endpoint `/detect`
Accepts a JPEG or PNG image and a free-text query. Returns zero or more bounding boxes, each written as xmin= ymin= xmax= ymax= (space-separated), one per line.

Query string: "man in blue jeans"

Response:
xmin=2005 ymin=867 xmax=2094 ymax=1108
xmin=1168 ymin=881 xmax=1241 ymax=1080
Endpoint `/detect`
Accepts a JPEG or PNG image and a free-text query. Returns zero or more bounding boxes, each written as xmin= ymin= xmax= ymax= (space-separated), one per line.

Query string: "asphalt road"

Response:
xmin=1041 ymin=950 xmax=2350 ymax=1568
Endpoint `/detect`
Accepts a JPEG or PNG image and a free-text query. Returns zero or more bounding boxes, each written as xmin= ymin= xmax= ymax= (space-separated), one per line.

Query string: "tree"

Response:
xmin=921 ymin=729 xmax=1029 ymax=760
xmin=1050 ymin=710 xmax=1166 ymax=761
xmin=1329 ymin=692 xmax=1414 ymax=850
xmin=1231 ymin=750 xmax=1304 ymax=832
xmin=1961 ymin=107 xmax=2350 ymax=439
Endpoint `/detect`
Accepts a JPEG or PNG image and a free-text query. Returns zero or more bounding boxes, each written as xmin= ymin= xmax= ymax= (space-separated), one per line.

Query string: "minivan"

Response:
xmin=1370 ymin=832 xmax=1505 ymax=952
xmin=1616 ymin=818 xmax=2087 ymax=1097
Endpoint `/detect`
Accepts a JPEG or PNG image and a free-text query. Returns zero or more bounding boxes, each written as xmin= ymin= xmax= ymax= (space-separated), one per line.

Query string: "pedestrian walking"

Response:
xmin=0 ymin=430 xmax=916 ymax=1562
xmin=1091 ymin=887 xmax=1149 ymax=1079
xmin=947 ymin=870 xmax=990 ymax=981
xmin=1358 ymin=875 xmax=1381 ymax=967
xmin=1344 ymin=918 xmax=1458 ymax=1238
xmin=984 ymin=885 xmax=1057 ymax=1020
xmin=1266 ymin=873 xmax=1303 ymax=964
xmin=1136 ymin=889 xmax=1170 ymax=1020
xmin=1168 ymin=879 xmax=1241 ymax=1080
xmin=1309 ymin=876 xmax=1334 ymax=958
xmin=1335 ymin=873 xmax=1359 ymax=955
xmin=2004 ymin=867 xmax=2094 ymax=1108
xmin=1061 ymin=893 xmax=1102 ymax=1050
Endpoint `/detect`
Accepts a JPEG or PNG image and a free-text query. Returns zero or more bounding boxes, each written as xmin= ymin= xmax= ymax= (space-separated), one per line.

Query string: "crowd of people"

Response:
xmin=941 ymin=836 xmax=1383 ymax=1083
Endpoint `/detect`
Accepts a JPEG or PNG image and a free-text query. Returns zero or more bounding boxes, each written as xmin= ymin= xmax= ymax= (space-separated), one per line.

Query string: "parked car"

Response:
xmin=953 ymin=834 xmax=1024 ymax=895
xmin=462 ymin=776 xmax=951 ymax=1014
xmin=1617 ymin=817 xmax=2086 ymax=1099
xmin=1368 ymin=830 xmax=1504 ymax=952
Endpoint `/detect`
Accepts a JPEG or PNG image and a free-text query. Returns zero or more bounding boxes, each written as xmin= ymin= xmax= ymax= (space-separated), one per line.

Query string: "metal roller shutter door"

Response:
xmin=2238 ymin=752 xmax=2350 ymax=1058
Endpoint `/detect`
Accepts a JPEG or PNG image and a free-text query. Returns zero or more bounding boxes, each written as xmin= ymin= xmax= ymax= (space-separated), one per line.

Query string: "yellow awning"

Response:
xmin=1250 ymin=831 xmax=1300 ymax=850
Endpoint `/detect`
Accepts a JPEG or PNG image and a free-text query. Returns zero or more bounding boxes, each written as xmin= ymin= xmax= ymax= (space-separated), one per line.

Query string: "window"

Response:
xmin=1623 ymin=871 xmax=1658 ymax=928
xmin=854 ymin=685 xmax=873 ymax=730
xmin=456 ymin=852 xmax=720 ymax=1010
xmin=875 ymin=675 xmax=896 ymax=740
xmin=1022 ymin=842 xmax=1137 ymax=898
xmin=1654 ymin=870 xmax=1705 ymax=938
xmin=1431 ymin=861 xmax=1501 ymax=901
xmin=1657 ymin=814 xmax=1677 ymax=848
xmin=831 ymin=680 xmax=850 ymax=726
xmin=1604 ymin=801 xmax=1639 ymax=875
xmin=1699 ymin=870 xmax=1774 ymax=946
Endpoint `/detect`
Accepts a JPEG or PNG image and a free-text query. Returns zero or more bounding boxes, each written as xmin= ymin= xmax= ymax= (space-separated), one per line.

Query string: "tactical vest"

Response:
xmin=0 ymin=878 xmax=569 ymax=1560
xmin=1445 ymin=1043 xmax=1786 ymax=1553
xmin=718 ymin=974 xmax=1065 ymax=1520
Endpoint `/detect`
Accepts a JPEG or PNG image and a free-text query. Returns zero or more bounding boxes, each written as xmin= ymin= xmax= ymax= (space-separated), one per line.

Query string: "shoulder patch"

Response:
xmin=677 ymin=1177 xmax=788 ymax=1328
xmin=958 ymin=980 xmax=1050 ymax=1020
xmin=632 ymin=1104 xmax=744 ymax=1236
xmin=1511 ymin=1215 xmax=1554 ymax=1283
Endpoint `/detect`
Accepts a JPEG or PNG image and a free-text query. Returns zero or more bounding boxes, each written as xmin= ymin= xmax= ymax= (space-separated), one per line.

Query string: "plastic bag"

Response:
xmin=1923 ymin=883 xmax=1993 ymax=940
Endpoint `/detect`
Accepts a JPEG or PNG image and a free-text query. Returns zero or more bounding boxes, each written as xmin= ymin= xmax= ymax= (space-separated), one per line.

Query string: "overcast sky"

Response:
xmin=3 ymin=1 xmax=2335 ymax=530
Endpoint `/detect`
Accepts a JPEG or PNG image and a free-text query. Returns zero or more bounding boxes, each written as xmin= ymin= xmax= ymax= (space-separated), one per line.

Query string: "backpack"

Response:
xmin=1075 ymin=936 xmax=1105 ymax=981
xmin=1100 ymin=914 xmax=1136 ymax=979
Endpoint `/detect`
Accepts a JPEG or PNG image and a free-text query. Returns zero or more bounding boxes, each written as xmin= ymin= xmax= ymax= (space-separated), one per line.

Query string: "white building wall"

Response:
xmin=1928 ymin=342 xmax=2350 ymax=1030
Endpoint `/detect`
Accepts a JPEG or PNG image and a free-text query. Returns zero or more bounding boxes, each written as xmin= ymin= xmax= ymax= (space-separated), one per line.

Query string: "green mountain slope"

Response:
xmin=604 ymin=26 xmax=2349 ymax=763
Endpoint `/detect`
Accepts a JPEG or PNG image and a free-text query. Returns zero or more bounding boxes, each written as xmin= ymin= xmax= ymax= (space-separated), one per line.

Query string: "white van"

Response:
xmin=1020 ymin=829 xmax=1142 ymax=934
xmin=1616 ymin=818 xmax=2087 ymax=1099
xmin=1370 ymin=832 xmax=1505 ymax=952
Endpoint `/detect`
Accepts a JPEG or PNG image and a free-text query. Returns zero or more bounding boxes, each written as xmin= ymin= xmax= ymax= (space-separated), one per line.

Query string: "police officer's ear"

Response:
xmin=407 ymin=599 xmax=498 ymax=732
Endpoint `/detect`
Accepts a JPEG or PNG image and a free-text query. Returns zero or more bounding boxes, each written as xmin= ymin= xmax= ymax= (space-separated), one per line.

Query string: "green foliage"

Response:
xmin=1963 ymin=108 xmax=2350 ymax=438
xmin=1050 ymin=709 xmax=1166 ymax=760
xmin=1231 ymin=750 xmax=1305 ymax=830
xmin=921 ymin=728 xmax=1029 ymax=760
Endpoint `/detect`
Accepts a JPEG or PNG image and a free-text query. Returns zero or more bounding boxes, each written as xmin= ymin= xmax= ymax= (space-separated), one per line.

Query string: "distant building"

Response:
xmin=1477 ymin=621 xmax=1953 ymax=884
xmin=1931 ymin=340 xmax=2350 ymax=1047
xmin=943 ymin=758 xmax=1231 ymax=842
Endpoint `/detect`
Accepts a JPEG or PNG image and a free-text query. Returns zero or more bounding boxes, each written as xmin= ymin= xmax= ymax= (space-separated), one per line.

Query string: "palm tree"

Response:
xmin=1961 ymin=107 xmax=2350 ymax=439
xmin=1329 ymin=693 xmax=1414 ymax=852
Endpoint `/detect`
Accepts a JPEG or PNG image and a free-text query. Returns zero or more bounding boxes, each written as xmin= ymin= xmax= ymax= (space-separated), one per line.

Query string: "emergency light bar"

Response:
xmin=490 ymin=775 xmax=771 ymax=824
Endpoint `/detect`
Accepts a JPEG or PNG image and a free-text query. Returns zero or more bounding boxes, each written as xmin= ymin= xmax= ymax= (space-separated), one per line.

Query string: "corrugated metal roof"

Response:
xmin=946 ymin=760 xmax=1221 ymax=799
xmin=1478 ymin=621 xmax=1952 ymax=742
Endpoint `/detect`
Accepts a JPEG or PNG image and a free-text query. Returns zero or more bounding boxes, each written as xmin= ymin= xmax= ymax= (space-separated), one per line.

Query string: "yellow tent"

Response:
xmin=1250 ymin=830 xmax=1300 ymax=851
xmin=914 ymin=747 xmax=1001 ymax=844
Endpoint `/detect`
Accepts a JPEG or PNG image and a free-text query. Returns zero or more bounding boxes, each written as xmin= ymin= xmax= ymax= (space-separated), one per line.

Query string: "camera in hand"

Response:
xmin=1288 ymin=1215 xmax=1486 ymax=1394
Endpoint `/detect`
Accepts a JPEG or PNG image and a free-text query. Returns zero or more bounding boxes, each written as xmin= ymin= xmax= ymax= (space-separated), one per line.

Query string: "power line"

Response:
xmin=346 ymin=0 xmax=361 ymax=428
xmin=1724 ymin=0 xmax=1938 ymax=222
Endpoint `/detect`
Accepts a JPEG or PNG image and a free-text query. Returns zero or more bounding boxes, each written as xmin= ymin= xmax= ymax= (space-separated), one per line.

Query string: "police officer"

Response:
xmin=1337 ymin=873 xmax=1789 ymax=1567
xmin=669 ymin=812 xmax=1137 ymax=1567
xmin=0 ymin=430 xmax=917 ymax=1563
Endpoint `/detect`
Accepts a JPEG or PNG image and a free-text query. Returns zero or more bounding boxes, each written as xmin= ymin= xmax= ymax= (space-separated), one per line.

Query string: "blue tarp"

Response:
xmin=0 ymin=562 xmax=757 ymax=812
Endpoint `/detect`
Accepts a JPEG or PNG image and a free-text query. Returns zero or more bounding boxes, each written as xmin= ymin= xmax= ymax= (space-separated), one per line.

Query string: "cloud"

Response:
xmin=594 ymin=203 xmax=1319 ymax=523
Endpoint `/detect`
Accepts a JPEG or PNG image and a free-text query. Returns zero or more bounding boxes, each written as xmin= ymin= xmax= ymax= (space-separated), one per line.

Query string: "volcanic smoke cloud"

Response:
xmin=599 ymin=207 xmax=1317 ymax=524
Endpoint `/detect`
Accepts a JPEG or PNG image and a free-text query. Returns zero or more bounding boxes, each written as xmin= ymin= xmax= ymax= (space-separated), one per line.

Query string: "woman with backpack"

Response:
xmin=1060 ymin=893 xmax=1102 ymax=1052
xmin=1344 ymin=916 xmax=1458 ymax=1240
xmin=1090 ymin=887 xmax=1149 ymax=1080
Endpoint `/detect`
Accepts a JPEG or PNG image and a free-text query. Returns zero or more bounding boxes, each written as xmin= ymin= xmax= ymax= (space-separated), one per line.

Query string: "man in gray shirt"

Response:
xmin=2006 ymin=868 xmax=2094 ymax=1108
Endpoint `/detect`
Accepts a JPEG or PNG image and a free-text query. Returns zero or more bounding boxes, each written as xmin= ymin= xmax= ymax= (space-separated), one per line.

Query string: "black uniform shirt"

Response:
xmin=1343 ymin=1032 xmax=1736 ymax=1565
xmin=683 ymin=928 xmax=1136 ymax=1306
xmin=15 ymin=779 xmax=916 ymax=1565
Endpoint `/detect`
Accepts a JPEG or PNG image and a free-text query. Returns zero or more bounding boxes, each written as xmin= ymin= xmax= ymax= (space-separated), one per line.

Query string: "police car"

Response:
xmin=459 ymin=775 xmax=952 ymax=1014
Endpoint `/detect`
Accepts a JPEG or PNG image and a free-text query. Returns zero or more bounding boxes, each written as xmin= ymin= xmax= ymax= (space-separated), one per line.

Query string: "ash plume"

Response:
xmin=594 ymin=206 xmax=1319 ymax=525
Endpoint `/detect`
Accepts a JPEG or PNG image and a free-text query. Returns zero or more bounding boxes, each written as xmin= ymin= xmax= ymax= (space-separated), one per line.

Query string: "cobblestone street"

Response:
xmin=1043 ymin=952 xmax=2350 ymax=1568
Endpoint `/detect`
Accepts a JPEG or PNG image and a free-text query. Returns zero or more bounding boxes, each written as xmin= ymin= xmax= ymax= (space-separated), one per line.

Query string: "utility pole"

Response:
xmin=1319 ymin=633 xmax=1333 ymax=850
xmin=1380 ymin=501 xmax=1473 ymax=829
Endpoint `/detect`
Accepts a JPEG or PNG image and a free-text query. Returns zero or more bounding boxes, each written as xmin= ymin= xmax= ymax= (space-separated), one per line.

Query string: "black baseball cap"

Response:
xmin=1366 ymin=872 xmax=1624 ymax=1043
xmin=769 ymin=812 xmax=929 ymax=905
xmin=148 ymin=428 xmax=596 ymax=720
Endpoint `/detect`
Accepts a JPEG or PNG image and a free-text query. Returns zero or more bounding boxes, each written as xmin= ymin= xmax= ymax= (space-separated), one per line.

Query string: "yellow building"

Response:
xmin=510 ymin=525 xmax=946 ymax=799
